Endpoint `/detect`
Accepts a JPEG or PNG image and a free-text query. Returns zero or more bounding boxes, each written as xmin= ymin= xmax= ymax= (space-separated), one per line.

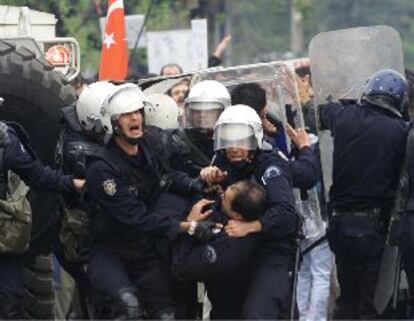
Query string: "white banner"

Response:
xmin=147 ymin=19 xmax=208 ymax=74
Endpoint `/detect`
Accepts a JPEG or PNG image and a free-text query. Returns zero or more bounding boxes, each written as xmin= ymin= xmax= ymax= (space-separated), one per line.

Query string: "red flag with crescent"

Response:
xmin=99 ymin=0 xmax=128 ymax=80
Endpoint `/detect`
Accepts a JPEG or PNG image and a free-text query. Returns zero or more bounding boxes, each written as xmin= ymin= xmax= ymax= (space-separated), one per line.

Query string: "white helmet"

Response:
xmin=145 ymin=94 xmax=180 ymax=130
xmin=214 ymin=104 xmax=263 ymax=151
xmin=76 ymin=81 xmax=116 ymax=132
xmin=185 ymin=80 xmax=231 ymax=129
xmin=100 ymin=83 xmax=147 ymax=135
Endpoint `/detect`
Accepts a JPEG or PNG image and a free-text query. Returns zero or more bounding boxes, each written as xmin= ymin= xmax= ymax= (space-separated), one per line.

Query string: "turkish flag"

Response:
xmin=99 ymin=0 xmax=128 ymax=80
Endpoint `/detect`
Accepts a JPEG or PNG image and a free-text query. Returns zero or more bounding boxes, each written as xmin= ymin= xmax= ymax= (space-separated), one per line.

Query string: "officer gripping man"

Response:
xmin=320 ymin=69 xmax=408 ymax=319
xmin=172 ymin=180 xmax=266 ymax=319
xmin=200 ymin=104 xmax=298 ymax=319
xmin=0 ymin=117 xmax=83 ymax=318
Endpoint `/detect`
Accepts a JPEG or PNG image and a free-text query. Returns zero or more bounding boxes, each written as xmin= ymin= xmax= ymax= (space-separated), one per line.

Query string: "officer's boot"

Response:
xmin=114 ymin=287 xmax=144 ymax=320
xmin=0 ymin=302 xmax=27 ymax=319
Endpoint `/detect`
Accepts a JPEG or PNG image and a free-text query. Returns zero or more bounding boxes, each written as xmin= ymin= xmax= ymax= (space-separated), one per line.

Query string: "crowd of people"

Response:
xmin=0 ymin=51 xmax=413 ymax=321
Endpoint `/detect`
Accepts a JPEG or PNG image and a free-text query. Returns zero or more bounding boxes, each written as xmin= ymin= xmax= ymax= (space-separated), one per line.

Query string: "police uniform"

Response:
xmin=84 ymin=129 xmax=192 ymax=319
xmin=166 ymin=128 xmax=214 ymax=178
xmin=0 ymin=123 xmax=75 ymax=318
xmin=213 ymin=147 xmax=298 ymax=319
xmin=161 ymin=127 xmax=215 ymax=318
xmin=401 ymin=120 xmax=414 ymax=317
xmin=172 ymin=206 xmax=261 ymax=319
xmin=286 ymin=144 xmax=319 ymax=191
xmin=54 ymin=106 xmax=104 ymax=316
xmin=320 ymin=101 xmax=407 ymax=318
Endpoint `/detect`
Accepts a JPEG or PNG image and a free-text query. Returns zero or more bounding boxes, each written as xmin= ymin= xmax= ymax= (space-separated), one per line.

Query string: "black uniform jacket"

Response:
xmin=214 ymin=148 xmax=298 ymax=256
xmin=172 ymin=209 xmax=261 ymax=284
xmin=320 ymin=101 xmax=407 ymax=211
xmin=3 ymin=125 xmax=74 ymax=193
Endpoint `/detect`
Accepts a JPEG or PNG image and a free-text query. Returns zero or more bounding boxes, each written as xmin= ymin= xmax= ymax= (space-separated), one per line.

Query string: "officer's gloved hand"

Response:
xmin=194 ymin=221 xmax=219 ymax=242
xmin=188 ymin=177 xmax=204 ymax=194
xmin=0 ymin=122 xmax=10 ymax=147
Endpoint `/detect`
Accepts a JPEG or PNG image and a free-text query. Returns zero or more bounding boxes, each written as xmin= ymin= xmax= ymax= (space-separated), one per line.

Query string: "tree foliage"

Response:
xmin=2 ymin=0 xmax=414 ymax=73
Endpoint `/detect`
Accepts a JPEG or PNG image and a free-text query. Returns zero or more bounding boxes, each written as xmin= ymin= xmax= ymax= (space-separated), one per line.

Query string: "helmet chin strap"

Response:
xmin=112 ymin=119 xmax=142 ymax=145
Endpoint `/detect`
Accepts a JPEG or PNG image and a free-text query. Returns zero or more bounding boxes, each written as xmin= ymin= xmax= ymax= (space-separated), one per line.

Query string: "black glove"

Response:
xmin=188 ymin=178 xmax=204 ymax=194
xmin=193 ymin=221 xmax=218 ymax=242
xmin=0 ymin=122 xmax=10 ymax=147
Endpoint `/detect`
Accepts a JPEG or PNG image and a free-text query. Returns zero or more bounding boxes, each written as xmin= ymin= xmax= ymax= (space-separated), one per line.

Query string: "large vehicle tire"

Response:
xmin=23 ymin=255 xmax=55 ymax=319
xmin=0 ymin=40 xmax=77 ymax=319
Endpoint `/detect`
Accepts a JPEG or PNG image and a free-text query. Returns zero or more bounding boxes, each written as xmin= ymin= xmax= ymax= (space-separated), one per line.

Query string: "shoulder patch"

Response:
xmin=102 ymin=179 xmax=117 ymax=196
xmin=204 ymin=245 xmax=217 ymax=264
xmin=261 ymin=165 xmax=282 ymax=185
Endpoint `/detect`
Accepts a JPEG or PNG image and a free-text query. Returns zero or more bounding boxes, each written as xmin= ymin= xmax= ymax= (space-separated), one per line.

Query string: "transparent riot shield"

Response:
xmin=194 ymin=62 xmax=323 ymax=239
xmin=309 ymin=26 xmax=405 ymax=314
xmin=309 ymin=25 xmax=405 ymax=198
xmin=192 ymin=62 xmax=303 ymax=131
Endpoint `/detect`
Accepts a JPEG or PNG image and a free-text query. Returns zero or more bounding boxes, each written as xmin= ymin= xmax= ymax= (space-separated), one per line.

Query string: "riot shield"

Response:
xmin=309 ymin=26 xmax=405 ymax=314
xmin=142 ymin=78 xmax=186 ymax=95
xmin=309 ymin=25 xmax=405 ymax=198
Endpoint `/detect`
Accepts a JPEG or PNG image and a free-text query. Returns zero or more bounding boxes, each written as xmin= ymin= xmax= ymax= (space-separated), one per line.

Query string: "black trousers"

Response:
xmin=327 ymin=213 xmax=386 ymax=319
xmin=86 ymin=249 xmax=174 ymax=318
xmin=206 ymin=274 xmax=251 ymax=319
xmin=0 ymin=255 xmax=24 ymax=318
xmin=400 ymin=214 xmax=414 ymax=318
xmin=242 ymin=253 xmax=293 ymax=319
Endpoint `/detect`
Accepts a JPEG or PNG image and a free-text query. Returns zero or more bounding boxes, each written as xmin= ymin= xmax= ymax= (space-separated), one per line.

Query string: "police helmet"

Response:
xmin=76 ymin=81 xmax=116 ymax=132
xmin=185 ymin=80 xmax=231 ymax=129
xmin=214 ymin=104 xmax=263 ymax=151
xmin=361 ymin=69 xmax=408 ymax=118
xmin=100 ymin=83 xmax=148 ymax=135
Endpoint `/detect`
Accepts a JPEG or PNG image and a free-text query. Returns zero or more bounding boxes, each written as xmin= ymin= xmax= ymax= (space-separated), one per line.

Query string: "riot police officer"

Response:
xmin=200 ymin=104 xmax=298 ymax=319
xmin=0 ymin=119 xmax=83 ymax=318
xmin=84 ymin=83 xmax=205 ymax=320
xmin=320 ymin=69 xmax=408 ymax=319
xmin=167 ymin=80 xmax=231 ymax=177
xmin=401 ymin=118 xmax=414 ymax=318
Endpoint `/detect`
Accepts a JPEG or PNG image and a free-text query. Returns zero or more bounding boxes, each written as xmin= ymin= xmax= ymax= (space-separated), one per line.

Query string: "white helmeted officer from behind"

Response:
xmin=145 ymin=93 xmax=180 ymax=131
xmin=76 ymin=81 xmax=117 ymax=134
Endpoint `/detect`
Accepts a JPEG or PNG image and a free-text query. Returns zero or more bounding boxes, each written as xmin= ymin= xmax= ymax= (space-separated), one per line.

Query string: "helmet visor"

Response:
xmin=214 ymin=123 xmax=258 ymax=151
xmin=186 ymin=104 xmax=223 ymax=129
xmin=186 ymin=101 xmax=224 ymax=111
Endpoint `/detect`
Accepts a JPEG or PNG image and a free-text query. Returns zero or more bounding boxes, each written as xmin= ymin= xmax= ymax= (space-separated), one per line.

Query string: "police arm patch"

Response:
xmin=102 ymin=179 xmax=117 ymax=196
xmin=204 ymin=245 xmax=218 ymax=264
xmin=261 ymin=165 xmax=282 ymax=186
